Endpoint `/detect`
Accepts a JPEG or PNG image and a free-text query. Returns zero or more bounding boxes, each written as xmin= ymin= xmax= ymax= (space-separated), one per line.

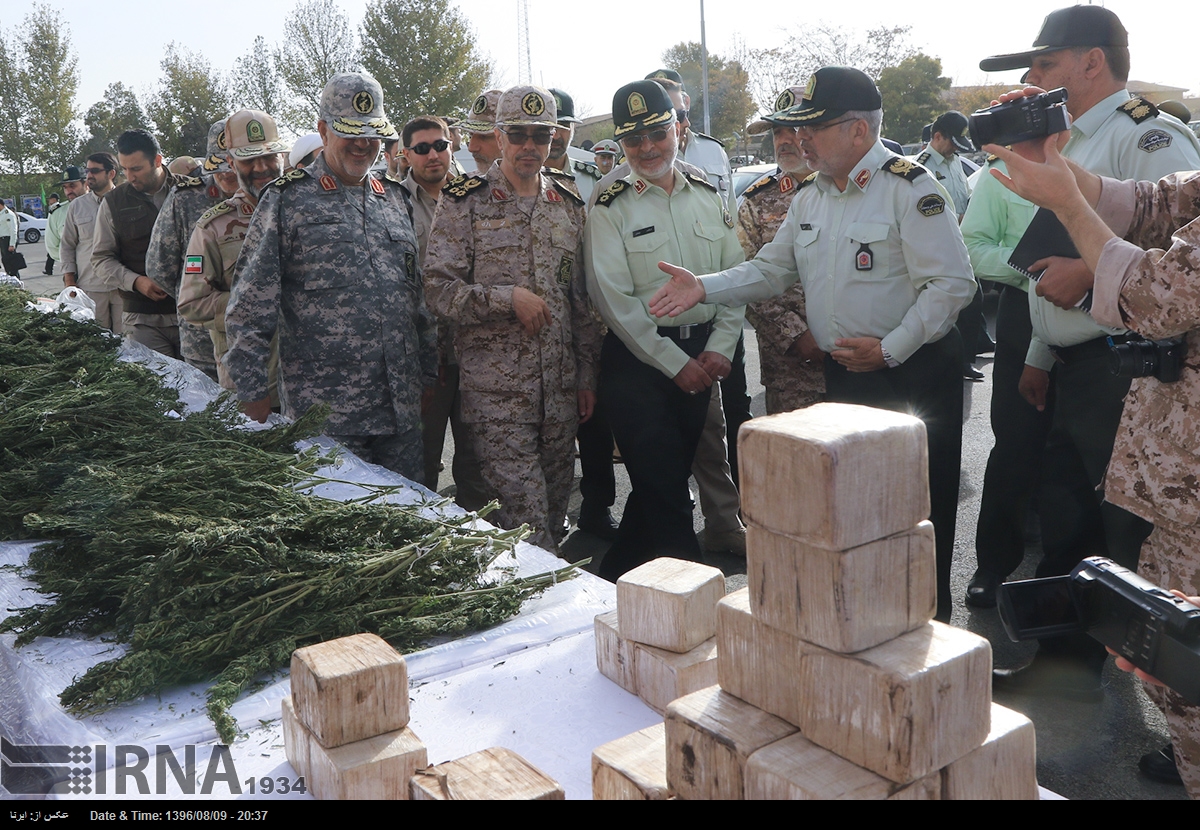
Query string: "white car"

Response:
xmin=16 ymin=211 xmax=47 ymax=243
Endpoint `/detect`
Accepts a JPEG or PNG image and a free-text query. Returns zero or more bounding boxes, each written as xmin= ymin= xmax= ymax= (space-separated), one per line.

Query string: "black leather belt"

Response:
xmin=656 ymin=321 xmax=713 ymax=341
xmin=1049 ymin=333 xmax=1131 ymax=364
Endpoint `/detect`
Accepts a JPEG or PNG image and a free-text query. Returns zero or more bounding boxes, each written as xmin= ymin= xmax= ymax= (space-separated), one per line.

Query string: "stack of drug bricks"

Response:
xmin=283 ymin=633 xmax=563 ymax=799
xmin=594 ymin=403 xmax=1039 ymax=800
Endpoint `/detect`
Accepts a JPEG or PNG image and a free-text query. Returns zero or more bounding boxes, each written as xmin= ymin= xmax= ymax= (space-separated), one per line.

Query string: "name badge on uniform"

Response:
xmin=855 ymin=242 xmax=873 ymax=271
xmin=632 ymin=226 xmax=655 ymax=237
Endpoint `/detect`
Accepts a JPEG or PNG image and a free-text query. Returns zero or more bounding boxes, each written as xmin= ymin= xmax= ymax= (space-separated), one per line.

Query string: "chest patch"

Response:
xmin=917 ymin=193 xmax=945 ymax=217
xmin=1138 ymin=130 xmax=1173 ymax=153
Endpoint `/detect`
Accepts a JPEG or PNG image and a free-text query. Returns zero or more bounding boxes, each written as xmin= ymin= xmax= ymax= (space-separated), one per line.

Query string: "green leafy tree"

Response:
xmin=147 ymin=43 xmax=232 ymax=159
xmin=0 ymin=5 xmax=81 ymax=192
xmin=233 ymin=36 xmax=286 ymax=122
xmin=876 ymin=53 xmax=951 ymax=145
xmin=276 ymin=0 xmax=358 ymax=134
xmin=662 ymin=42 xmax=755 ymax=143
xmin=359 ymin=0 xmax=493 ymax=125
xmin=81 ymin=82 xmax=148 ymax=158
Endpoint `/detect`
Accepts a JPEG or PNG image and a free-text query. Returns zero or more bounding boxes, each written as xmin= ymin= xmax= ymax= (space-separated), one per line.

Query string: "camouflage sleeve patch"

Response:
xmin=271 ymin=168 xmax=308 ymax=188
xmin=596 ymin=179 xmax=631 ymax=207
xmin=742 ymin=173 xmax=778 ymax=200
xmin=196 ymin=201 xmax=234 ymax=228
xmin=442 ymin=174 xmax=487 ymax=200
xmin=552 ymin=179 xmax=584 ymax=206
xmin=883 ymin=157 xmax=927 ymax=182
xmin=684 ymin=170 xmax=717 ymax=192
xmin=1119 ymin=97 xmax=1159 ymax=124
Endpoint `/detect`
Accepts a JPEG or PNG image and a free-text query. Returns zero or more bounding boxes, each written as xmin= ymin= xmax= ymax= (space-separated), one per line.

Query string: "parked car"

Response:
xmin=16 ymin=211 xmax=47 ymax=243
xmin=732 ymin=162 xmax=776 ymax=205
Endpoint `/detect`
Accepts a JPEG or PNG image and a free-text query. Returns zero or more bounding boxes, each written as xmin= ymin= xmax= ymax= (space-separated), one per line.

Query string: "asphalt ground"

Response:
xmin=18 ymin=245 xmax=1188 ymax=800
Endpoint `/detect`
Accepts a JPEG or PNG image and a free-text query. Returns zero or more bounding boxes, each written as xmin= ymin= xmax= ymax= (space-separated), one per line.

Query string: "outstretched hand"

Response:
xmin=985 ymin=136 xmax=1082 ymax=215
xmin=650 ymin=261 xmax=706 ymax=318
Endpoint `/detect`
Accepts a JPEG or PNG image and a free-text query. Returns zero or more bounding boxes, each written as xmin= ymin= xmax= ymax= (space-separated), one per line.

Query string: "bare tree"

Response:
xmin=276 ymin=0 xmax=358 ymax=133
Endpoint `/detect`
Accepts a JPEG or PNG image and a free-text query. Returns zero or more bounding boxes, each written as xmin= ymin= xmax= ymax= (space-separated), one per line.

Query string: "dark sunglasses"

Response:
xmin=620 ymin=129 xmax=671 ymax=149
xmin=499 ymin=127 xmax=554 ymax=146
xmin=406 ymin=139 xmax=450 ymax=155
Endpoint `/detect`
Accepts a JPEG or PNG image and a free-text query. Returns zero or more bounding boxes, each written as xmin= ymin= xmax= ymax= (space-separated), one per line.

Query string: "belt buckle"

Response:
xmin=678 ymin=324 xmax=692 ymax=341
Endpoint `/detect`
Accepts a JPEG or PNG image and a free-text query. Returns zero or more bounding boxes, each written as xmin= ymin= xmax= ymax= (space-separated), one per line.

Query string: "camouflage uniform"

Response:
xmin=177 ymin=191 xmax=279 ymax=403
xmin=1091 ymin=171 xmax=1200 ymax=798
xmin=423 ymin=163 xmax=602 ymax=552
xmin=225 ymin=153 xmax=436 ymax=481
xmin=146 ymin=174 xmax=228 ymax=379
xmin=736 ymin=169 xmax=825 ymax=413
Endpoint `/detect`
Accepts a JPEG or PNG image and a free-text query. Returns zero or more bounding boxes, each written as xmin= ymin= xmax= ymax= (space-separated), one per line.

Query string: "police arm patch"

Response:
xmin=917 ymin=193 xmax=946 ymax=216
xmin=1138 ymin=129 xmax=1173 ymax=153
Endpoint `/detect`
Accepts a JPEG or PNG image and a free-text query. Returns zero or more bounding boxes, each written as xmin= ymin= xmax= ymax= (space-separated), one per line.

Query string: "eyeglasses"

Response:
xmin=84 ymin=167 xmax=109 ymax=175
xmin=795 ymin=118 xmax=857 ymax=139
xmin=406 ymin=139 xmax=450 ymax=155
xmin=619 ymin=128 xmax=671 ymax=149
xmin=499 ymin=127 xmax=554 ymax=146
xmin=676 ymin=109 xmax=690 ymax=122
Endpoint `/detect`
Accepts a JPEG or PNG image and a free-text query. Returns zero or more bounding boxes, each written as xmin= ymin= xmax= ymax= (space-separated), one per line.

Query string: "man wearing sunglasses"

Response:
xmin=650 ymin=67 xmax=975 ymax=622
xmin=586 ymin=79 xmax=745 ymax=580
xmin=423 ymin=86 xmax=602 ymax=554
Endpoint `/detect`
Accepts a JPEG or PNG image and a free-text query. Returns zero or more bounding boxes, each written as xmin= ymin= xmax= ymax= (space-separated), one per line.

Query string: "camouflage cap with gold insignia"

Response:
xmin=611 ymin=79 xmax=677 ymax=139
xmin=460 ymin=89 xmax=503 ymax=133
xmin=226 ymin=109 xmax=290 ymax=159
xmin=201 ymin=118 xmax=231 ymax=173
xmin=747 ymin=85 xmax=807 ymax=134
xmin=320 ymin=72 xmax=397 ymax=139
xmin=496 ymin=85 xmax=559 ymax=129
xmin=771 ymin=66 xmax=881 ymax=126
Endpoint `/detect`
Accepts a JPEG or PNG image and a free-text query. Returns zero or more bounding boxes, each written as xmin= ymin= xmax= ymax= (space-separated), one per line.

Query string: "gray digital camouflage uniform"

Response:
xmin=736 ymin=169 xmax=825 ymax=414
xmin=225 ymin=153 xmax=437 ymax=481
xmin=423 ymin=164 xmax=602 ymax=552
xmin=146 ymin=174 xmax=228 ymax=378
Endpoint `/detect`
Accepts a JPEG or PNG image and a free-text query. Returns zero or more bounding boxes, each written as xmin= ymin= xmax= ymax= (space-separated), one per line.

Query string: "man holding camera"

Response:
xmin=989 ymin=117 xmax=1200 ymax=799
xmin=976 ymin=5 xmax=1200 ymax=703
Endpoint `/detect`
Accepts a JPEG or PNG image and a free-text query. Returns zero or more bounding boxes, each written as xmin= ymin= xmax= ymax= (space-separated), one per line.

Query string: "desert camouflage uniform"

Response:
xmin=146 ymin=174 xmax=228 ymax=379
xmin=177 ymin=191 xmax=279 ymax=403
xmin=225 ymin=154 xmax=437 ymax=481
xmin=736 ymin=169 xmax=825 ymax=413
xmin=1091 ymin=170 xmax=1200 ymax=799
xmin=423 ymin=164 xmax=602 ymax=551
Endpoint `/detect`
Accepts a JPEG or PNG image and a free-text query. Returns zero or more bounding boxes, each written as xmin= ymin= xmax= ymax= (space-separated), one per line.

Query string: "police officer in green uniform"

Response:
xmin=586 ymin=79 xmax=745 ymax=579
xmin=650 ymin=67 xmax=976 ymax=621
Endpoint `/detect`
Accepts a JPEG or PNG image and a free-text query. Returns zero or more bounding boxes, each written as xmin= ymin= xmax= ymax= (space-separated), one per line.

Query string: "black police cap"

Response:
xmin=612 ymin=80 xmax=677 ymax=139
xmin=771 ymin=66 xmax=882 ymax=126
xmin=980 ymin=6 xmax=1128 ymax=72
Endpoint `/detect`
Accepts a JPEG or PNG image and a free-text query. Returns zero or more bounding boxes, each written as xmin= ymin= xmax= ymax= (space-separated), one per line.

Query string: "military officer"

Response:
xmin=545 ymin=88 xmax=602 ymax=204
xmin=592 ymin=140 xmax=620 ymax=176
xmin=178 ymin=109 xmax=287 ymax=399
xmin=225 ymin=72 xmax=437 ymax=481
xmin=586 ymin=79 xmax=746 ymax=579
xmin=146 ymin=119 xmax=238 ymax=379
xmin=737 ymin=85 xmax=825 ymax=414
xmin=989 ymin=123 xmax=1200 ymax=801
xmin=911 ymin=111 xmax=974 ymax=218
xmin=650 ymin=67 xmax=975 ymax=622
xmin=423 ymin=86 xmax=602 ymax=553
xmin=461 ymin=89 xmax=504 ymax=174
xmin=978 ymin=5 xmax=1200 ymax=700
xmin=645 ymin=68 xmax=735 ymax=211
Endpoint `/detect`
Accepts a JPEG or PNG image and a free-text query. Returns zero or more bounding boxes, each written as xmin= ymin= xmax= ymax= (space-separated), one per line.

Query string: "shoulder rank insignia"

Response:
xmin=543 ymin=166 xmax=571 ymax=179
xmin=1119 ymin=97 xmax=1158 ymax=124
xmin=986 ymin=153 xmax=1000 ymax=164
xmin=550 ymin=180 xmax=584 ymax=206
xmin=271 ymin=169 xmax=307 ymax=188
xmin=694 ymin=131 xmax=725 ymax=147
xmin=799 ymin=172 xmax=818 ymax=189
xmin=883 ymin=157 xmax=926 ymax=182
xmin=196 ymin=201 xmax=234 ymax=228
xmin=443 ymin=174 xmax=487 ymax=200
xmin=915 ymin=151 xmax=931 ymax=166
xmin=175 ymin=174 xmax=204 ymax=189
xmin=596 ymin=179 xmax=631 ymax=207
xmin=742 ymin=173 xmax=778 ymax=199
xmin=573 ymin=159 xmax=602 ymax=179
xmin=684 ymin=170 xmax=717 ymax=192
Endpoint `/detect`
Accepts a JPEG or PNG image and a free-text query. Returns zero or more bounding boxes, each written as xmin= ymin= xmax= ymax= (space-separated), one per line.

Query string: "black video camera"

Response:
xmin=969 ymin=87 xmax=1071 ymax=149
xmin=1109 ymin=335 xmax=1187 ymax=383
xmin=997 ymin=557 xmax=1200 ymax=704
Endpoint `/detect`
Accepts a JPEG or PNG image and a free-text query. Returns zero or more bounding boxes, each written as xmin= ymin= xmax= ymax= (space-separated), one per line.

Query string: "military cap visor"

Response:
xmin=979 ymin=5 xmax=1128 ymax=72
xmin=770 ymin=67 xmax=882 ymax=126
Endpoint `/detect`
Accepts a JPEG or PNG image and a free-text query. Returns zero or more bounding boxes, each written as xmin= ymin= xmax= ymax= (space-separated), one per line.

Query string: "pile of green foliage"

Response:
xmin=0 ymin=288 xmax=575 ymax=743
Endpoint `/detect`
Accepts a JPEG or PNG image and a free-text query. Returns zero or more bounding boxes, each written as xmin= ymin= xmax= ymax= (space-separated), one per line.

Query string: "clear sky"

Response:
xmin=39 ymin=0 xmax=1200 ymax=126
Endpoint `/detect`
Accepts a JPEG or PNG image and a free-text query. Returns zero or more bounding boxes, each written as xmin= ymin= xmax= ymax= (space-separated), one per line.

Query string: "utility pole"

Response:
xmin=700 ymin=0 xmax=712 ymax=134
xmin=517 ymin=0 xmax=532 ymax=85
